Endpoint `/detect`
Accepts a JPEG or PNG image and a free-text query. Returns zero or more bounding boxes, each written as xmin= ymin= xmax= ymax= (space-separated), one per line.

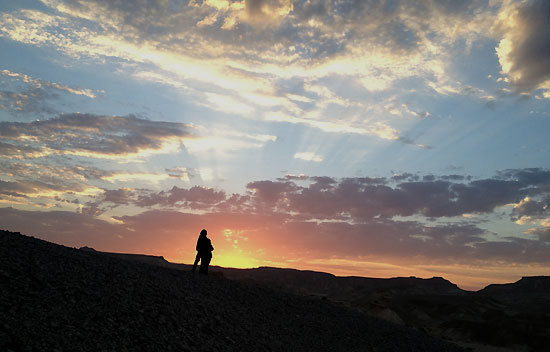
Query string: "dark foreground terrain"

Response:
xmin=221 ymin=268 xmax=550 ymax=352
xmin=85 ymin=248 xmax=550 ymax=351
xmin=0 ymin=230 xmax=462 ymax=352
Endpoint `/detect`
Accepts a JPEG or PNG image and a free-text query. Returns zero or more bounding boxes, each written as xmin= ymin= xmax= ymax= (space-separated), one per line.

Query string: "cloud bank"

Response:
xmin=3 ymin=169 xmax=550 ymax=276
xmin=0 ymin=113 xmax=193 ymax=159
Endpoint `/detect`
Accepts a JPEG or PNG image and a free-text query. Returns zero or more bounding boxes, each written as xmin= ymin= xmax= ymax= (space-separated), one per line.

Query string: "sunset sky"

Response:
xmin=1 ymin=0 xmax=549 ymax=290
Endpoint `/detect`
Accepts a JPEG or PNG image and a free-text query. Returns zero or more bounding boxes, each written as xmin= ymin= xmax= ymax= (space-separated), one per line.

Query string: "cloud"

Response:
xmin=102 ymin=187 xmax=135 ymax=205
xmin=526 ymin=227 xmax=550 ymax=243
xmin=0 ymin=180 xmax=34 ymax=198
xmin=0 ymin=142 xmax=46 ymax=159
xmin=246 ymin=179 xmax=297 ymax=204
xmin=0 ymin=160 xmax=109 ymax=204
xmin=293 ymin=152 xmax=323 ymax=162
xmin=0 ymin=0 xmax=507 ymax=146
xmin=241 ymin=170 xmax=550 ymax=220
xmin=182 ymin=128 xmax=276 ymax=155
xmin=242 ymin=0 xmax=293 ymax=25
xmin=95 ymin=185 xmax=230 ymax=210
xmin=101 ymin=172 xmax=178 ymax=184
xmin=3 ymin=168 xmax=550 ymax=289
xmin=0 ymin=177 xmax=95 ymax=204
xmin=0 ymin=70 xmax=98 ymax=116
xmin=0 ymin=70 xmax=97 ymax=98
xmin=3 ymin=203 xmax=550 ymax=271
xmin=165 ymin=167 xmax=188 ymax=177
xmin=512 ymin=196 xmax=549 ymax=219
xmin=136 ymin=185 xmax=226 ymax=209
xmin=495 ymin=0 xmax=550 ymax=96
xmin=8 ymin=164 xmax=548 ymax=226
xmin=0 ymin=159 xmax=108 ymax=202
xmin=0 ymin=113 xmax=194 ymax=159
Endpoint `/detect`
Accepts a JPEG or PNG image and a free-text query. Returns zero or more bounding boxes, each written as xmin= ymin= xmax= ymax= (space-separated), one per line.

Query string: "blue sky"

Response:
xmin=1 ymin=0 xmax=549 ymax=289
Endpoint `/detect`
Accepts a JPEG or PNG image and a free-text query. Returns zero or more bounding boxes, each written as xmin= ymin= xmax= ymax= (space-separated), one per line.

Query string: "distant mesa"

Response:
xmin=79 ymin=246 xmax=96 ymax=252
xmin=479 ymin=275 xmax=550 ymax=296
xmin=80 ymin=247 xmax=171 ymax=268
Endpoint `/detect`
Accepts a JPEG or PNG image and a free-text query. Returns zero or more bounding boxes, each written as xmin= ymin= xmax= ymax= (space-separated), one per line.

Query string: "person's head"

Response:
xmin=200 ymin=229 xmax=207 ymax=237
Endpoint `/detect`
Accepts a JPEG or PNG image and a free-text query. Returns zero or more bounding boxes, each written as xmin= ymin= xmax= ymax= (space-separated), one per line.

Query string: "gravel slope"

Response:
xmin=0 ymin=230 xmax=463 ymax=352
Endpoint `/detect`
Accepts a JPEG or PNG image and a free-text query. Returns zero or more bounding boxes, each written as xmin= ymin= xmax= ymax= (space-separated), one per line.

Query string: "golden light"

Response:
xmin=213 ymin=254 xmax=259 ymax=269
xmin=210 ymin=228 xmax=260 ymax=269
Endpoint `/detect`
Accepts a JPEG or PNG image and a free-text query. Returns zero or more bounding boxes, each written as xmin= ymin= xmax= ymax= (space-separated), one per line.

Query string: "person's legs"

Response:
xmin=192 ymin=252 xmax=201 ymax=272
xmin=199 ymin=254 xmax=211 ymax=274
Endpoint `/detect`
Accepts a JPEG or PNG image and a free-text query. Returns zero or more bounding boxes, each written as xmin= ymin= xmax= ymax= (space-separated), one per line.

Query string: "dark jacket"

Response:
xmin=196 ymin=235 xmax=214 ymax=255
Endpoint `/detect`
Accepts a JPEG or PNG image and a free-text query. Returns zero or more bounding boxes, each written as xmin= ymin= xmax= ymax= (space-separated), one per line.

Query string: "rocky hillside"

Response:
xmin=0 ymin=230 xmax=462 ymax=352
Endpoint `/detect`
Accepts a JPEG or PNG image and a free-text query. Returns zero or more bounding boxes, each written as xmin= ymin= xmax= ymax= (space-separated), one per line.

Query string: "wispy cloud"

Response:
xmin=182 ymin=127 xmax=276 ymax=155
xmin=0 ymin=113 xmax=194 ymax=159
xmin=294 ymin=152 xmax=323 ymax=162
xmin=0 ymin=69 xmax=99 ymax=116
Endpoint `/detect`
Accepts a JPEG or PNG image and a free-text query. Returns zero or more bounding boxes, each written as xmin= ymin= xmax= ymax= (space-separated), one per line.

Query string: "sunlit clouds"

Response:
xmin=1 ymin=0 xmax=550 ymax=290
xmin=294 ymin=151 xmax=323 ymax=162
xmin=494 ymin=0 xmax=550 ymax=96
xmin=1 ymin=0 xmax=535 ymax=146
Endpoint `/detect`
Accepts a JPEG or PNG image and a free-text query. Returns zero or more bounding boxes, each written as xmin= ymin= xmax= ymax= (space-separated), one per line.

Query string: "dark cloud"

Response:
xmin=276 ymin=174 xmax=309 ymax=182
xmin=84 ymin=185 xmax=231 ymax=211
xmin=4 ymin=168 xmax=550 ymax=271
xmin=0 ymin=89 xmax=58 ymax=116
xmin=240 ymin=169 xmax=550 ymax=220
xmin=103 ymin=188 xmax=136 ymax=205
xmin=309 ymin=176 xmax=337 ymax=189
xmin=247 ymin=180 xmax=298 ymax=204
xmin=496 ymin=0 xmax=550 ymax=94
xmin=391 ymin=173 xmax=418 ymax=182
xmin=422 ymin=174 xmax=436 ymax=182
xmin=440 ymin=174 xmax=468 ymax=181
xmin=0 ymin=70 xmax=97 ymax=116
xmin=165 ymin=167 xmax=191 ymax=179
xmin=528 ymin=228 xmax=550 ymax=243
xmin=0 ymin=176 xmax=92 ymax=200
xmin=136 ymin=185 xmax=226 ymax=209
xmin=0 ymin=113 xmax=193 ymax=157
xmin=0 ymin=142 xmax=42 ymax=159
xmin=43 ymin=0 xmax=492 ymax=64
xmin=0 ymin=180 xmax=33 ymax=198
xmin=78 ymin=202 xmax=104 ymax=217
xmin=511 ymin=197 xmax=550 ymax=219
xmin=19 ymin=167 xmax=546 ymax=226
xmin=500 ymin=168 xmax=550 ymax=188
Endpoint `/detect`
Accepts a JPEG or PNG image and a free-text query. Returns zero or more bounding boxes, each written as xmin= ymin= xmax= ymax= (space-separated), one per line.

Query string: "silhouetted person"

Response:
xmin=192 ymin=229 xmax=214 ymax=274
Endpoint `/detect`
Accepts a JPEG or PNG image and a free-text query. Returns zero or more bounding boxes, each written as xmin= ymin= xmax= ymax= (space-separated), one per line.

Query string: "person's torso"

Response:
xmin=197 ymin=236 xmax=212 ymax=253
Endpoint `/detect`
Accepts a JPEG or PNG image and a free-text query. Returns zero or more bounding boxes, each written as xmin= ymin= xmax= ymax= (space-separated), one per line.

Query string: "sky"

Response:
xmin=1 ymin=0 xmax=549 ymax=290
